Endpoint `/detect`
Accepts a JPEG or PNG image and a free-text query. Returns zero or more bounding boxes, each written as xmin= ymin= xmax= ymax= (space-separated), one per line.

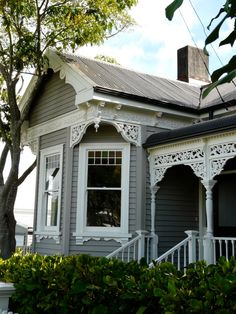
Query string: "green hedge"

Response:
xmin=0 ymin=252 xmax=236 ymax=313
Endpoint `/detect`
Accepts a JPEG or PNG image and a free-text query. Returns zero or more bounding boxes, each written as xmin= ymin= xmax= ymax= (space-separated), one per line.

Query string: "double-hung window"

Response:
xmin=75 ymin=143 xmax=130 ymax=244
xmin=36 ymin=145 xmax=63 ymax=238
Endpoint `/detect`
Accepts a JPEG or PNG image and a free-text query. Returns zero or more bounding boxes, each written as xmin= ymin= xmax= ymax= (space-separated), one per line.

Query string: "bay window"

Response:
xmin=75 ymin=143 xmax=130 ymax=244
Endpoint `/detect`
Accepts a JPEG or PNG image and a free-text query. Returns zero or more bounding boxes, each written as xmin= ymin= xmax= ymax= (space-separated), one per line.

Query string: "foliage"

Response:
xmin=95 ymin=55 xmax=120 ymax=64
xmin=166 ymin=0 xmax=236 ymax=97
xmin=0 ymin=253 xmax=236 ymax=313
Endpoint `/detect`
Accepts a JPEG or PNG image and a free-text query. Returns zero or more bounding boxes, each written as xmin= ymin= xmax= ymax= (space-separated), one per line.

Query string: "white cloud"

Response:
xmin=77 ymin=0 xmax=232 ymax=78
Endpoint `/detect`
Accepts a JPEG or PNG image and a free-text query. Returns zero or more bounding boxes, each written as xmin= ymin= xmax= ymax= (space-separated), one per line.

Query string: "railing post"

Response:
xmin=203 ymin=235 xmax=214 ymax=265
xmin=185 ymin=230 xmax=198 ymax=264
xmin=151 ymin=233 xmax=158 ymax=261
xmin=0 ymin=282 xmax=15 ymax=312
xmin=136 ymin=230 xmax=148 ymax=261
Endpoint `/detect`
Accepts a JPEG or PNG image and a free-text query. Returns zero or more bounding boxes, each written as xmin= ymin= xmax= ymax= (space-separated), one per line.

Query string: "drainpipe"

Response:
xmin=201 ymin=179 xmax=217 ymax=264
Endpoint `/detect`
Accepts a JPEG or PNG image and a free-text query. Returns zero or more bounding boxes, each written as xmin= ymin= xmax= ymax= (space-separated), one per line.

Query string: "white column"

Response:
xmin=201 ymin=179 xmax=217 ymax=264
xmin=150 ymin=185 xmax=159 ymax=234
xmin=150 ymin=185 xmax=159 ymax=260
xmin=201 ymin=179 xmax=217 ymax=236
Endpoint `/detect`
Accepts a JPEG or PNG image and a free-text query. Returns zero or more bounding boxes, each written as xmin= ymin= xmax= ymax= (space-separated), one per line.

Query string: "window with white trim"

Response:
xmin=75 ymin=143 xmax=130 ymax=244
xmin=36 ymin=145 xmax=63 ymax=236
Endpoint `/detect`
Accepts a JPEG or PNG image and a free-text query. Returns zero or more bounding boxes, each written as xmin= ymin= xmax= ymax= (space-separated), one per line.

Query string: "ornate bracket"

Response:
xmin=70 ymin=123 xmax=87 ymax=147
xmin=115 ymin=123 xmax=141 ymax=146
xmin=209 ymin=142 xmax=236 ymax=179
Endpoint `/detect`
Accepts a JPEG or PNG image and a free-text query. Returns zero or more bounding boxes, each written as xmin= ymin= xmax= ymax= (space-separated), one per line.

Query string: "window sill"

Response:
xmin=73 ymin=231 xmax=131 ymax=245
xmin=34 ymin=231 xmax=61 ymax=244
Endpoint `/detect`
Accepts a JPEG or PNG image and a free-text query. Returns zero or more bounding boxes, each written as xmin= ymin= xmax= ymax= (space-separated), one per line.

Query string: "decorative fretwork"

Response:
xmin=209 ymin=142 xmax=236 ymax=178
xmin=153 ymin=167 xmax=168 ymax=184
xmin=189 ymin=162 xmax=205 ymax=179
xmin=28 ymin=139 xmax=39 ymax=155
xmin=70 ymin=123 xmax=87 ymax=147
xmin=151 ymin=148 xmax=205 ymax=185
xmin=35 ymin=234 xmax=60 ymax=244
xmin=210 ymin=158 xmax=228 ymax=178
xmin=210 ymin=143 xmax=236 ymax=157
xmin=154 ymin=148 xmax=204 ymax=167
xmin=116 ymin=123 xmax=141 ymax=146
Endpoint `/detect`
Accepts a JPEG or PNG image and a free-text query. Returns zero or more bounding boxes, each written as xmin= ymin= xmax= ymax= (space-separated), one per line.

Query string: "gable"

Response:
xmin=28 ymin=72 xmax=76 ymax=127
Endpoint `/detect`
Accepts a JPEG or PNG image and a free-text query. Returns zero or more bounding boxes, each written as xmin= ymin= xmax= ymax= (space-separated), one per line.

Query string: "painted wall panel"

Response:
xmin=29 ymin=73 xmax=76 ymax=127
xmin=155 ymin=165 xmax=199 ymax=256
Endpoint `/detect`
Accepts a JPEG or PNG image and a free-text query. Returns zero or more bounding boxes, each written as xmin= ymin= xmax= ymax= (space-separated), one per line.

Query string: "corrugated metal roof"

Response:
xmin=61 ymin=53 xmax=236 ymax=110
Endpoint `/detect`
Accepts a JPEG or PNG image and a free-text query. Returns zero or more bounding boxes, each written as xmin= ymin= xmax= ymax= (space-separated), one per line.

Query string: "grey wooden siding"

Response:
xmin=69 ymin=124 xmax=137 ymax=256
xmin=34 ymin=129 xmax=67 ymax=254
xmin=155 ymin=165 xmax=199 ymax=256
xmin=29 ymin=72 xmax=76 ymax=127
xmin=145 ymin=126 xmax=169 ymax=232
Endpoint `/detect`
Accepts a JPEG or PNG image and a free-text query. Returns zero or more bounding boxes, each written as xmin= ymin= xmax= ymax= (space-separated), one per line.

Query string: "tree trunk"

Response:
xmin=0 ymin=188 xmax=17 ymax=259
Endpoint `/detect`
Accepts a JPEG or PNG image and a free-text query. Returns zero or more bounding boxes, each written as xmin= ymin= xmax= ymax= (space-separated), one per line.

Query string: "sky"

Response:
xmin=77 ymin=0 xmax=234 ymax=79
xmin=14 ymin=0 xmax=235 ymax=220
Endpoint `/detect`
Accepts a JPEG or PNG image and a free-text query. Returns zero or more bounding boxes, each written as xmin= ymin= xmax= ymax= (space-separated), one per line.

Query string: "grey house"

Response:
xmin=22 ymin=46 xmax=236 ymax=265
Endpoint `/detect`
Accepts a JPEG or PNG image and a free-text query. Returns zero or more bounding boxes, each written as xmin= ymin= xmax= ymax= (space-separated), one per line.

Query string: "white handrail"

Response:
xmin=150 ymin=236 xmax=191 ymax=270
xmin=212 ymin=236 xmax=236 ymax=263
xmin=106 ymin=233 xmax=142 ymax=260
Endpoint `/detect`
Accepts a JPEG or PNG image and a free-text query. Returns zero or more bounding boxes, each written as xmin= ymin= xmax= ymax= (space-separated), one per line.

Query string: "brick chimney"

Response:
xmin=177 ymin=45 xmax=210 ymax=84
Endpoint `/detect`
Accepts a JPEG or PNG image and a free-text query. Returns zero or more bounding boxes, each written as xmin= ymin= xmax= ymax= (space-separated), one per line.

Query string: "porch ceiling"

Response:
xmin=144 ymin=114 xmax=236 ymax=148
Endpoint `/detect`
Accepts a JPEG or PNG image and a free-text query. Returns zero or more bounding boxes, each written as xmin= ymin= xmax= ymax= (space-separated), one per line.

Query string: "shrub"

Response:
xmin=0 ymin=252 xmax=235 ymax=313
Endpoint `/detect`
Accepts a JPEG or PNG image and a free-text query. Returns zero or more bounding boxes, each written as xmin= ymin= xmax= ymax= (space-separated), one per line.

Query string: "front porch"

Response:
xmin=145 ymin=117 xmax=236 ymax=266
xmin=106 ymin=229 xmax=236 ymax=269
xmin=107 ymin=117 xmax=236 ymax=267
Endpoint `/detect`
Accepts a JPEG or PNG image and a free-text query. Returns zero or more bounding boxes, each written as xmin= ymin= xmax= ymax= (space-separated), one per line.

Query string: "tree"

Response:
xmin=0 ymin=0 xmax=137 ymax=259
xmin=166 ymin=0 xmax=236 ymax=97
xmin=95 ymin=54 xmax=120 ymax=64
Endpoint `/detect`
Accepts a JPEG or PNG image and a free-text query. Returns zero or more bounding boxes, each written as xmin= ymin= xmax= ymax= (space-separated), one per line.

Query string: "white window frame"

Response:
xmin=74 ymin=142 xmax=131 ymax=244
xmin=35 ymin=145 xmax=63 ymax=240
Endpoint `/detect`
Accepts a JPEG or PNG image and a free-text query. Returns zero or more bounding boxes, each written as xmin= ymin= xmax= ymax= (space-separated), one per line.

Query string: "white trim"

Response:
xmin=147 ymin=129 xmax=236 ymax=186
xmin=74 ymin=142 xmax=130 ymax=244
xmin=36 ymin=144 xmax=64 ymax=241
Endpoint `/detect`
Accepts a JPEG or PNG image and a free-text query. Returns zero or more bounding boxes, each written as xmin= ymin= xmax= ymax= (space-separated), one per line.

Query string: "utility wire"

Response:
xmin=179 ymin=9 xmax=226 ymax=107
xmin=188 ymin=0 xmax=236 ymax=96
xmin=188 ymin=0 xmax=223 ymax=66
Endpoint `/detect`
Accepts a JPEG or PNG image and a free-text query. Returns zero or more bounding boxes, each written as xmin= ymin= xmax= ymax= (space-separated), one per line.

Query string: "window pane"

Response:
xmin=87 ymin=190 xmax=121 ymax=227
xmin=88 ymin=165 xmax=121 ymax=187
xmin=45 ymin=154 xmax=60 ymax=191
xmin=45 ymin=191 xmax=58 ymax=226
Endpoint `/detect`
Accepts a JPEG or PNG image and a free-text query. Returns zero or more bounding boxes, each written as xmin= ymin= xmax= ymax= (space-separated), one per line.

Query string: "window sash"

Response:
xmin=37 ymin=145 xmax=63 ymax=234
xmin=75 ymin=143 xmax=130 ymax=242
xmin=86 ymin=150 xmax=122 ymax=228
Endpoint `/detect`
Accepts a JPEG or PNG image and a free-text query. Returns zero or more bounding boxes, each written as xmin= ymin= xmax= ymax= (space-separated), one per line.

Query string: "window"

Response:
xmin=75 ymin=143 xmax=130 ymax=244
xmin=36 ymin=145 xmax=63 ymax=237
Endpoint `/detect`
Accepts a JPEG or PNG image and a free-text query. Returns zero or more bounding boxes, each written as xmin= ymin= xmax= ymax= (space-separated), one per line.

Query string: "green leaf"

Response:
xmin=165 ymin=0 xmax=184 ymax=21
xmin=137 ymin=306 xmax=147 ymax=314
xmin=205 ymin=16 xmax=227 ymax=46
xmin=202 ymin=70 xmax=236 ymax=98
xmin=211 ymin=55 xmax=236 ymax=81
xmin=220 ymin=29 xmax=236 ymax=46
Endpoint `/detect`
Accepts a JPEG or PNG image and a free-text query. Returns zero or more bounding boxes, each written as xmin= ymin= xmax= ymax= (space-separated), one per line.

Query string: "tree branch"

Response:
xmin=20 ymin=74 xmax=47 ymax=125
xmin=0 ymin=143 xmax=9 ymax=185
xmin=17 ymin=158 xmax=37 ymax=187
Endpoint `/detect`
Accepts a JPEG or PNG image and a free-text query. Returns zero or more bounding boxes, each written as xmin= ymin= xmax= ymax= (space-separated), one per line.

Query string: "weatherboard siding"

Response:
xmin=155 ymin=165 xmax=199 ymax=256
xmin=29 ymin=72 xmax=76 ymax=127
xmin=68 ymin=124 xmax=138 ymax=256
